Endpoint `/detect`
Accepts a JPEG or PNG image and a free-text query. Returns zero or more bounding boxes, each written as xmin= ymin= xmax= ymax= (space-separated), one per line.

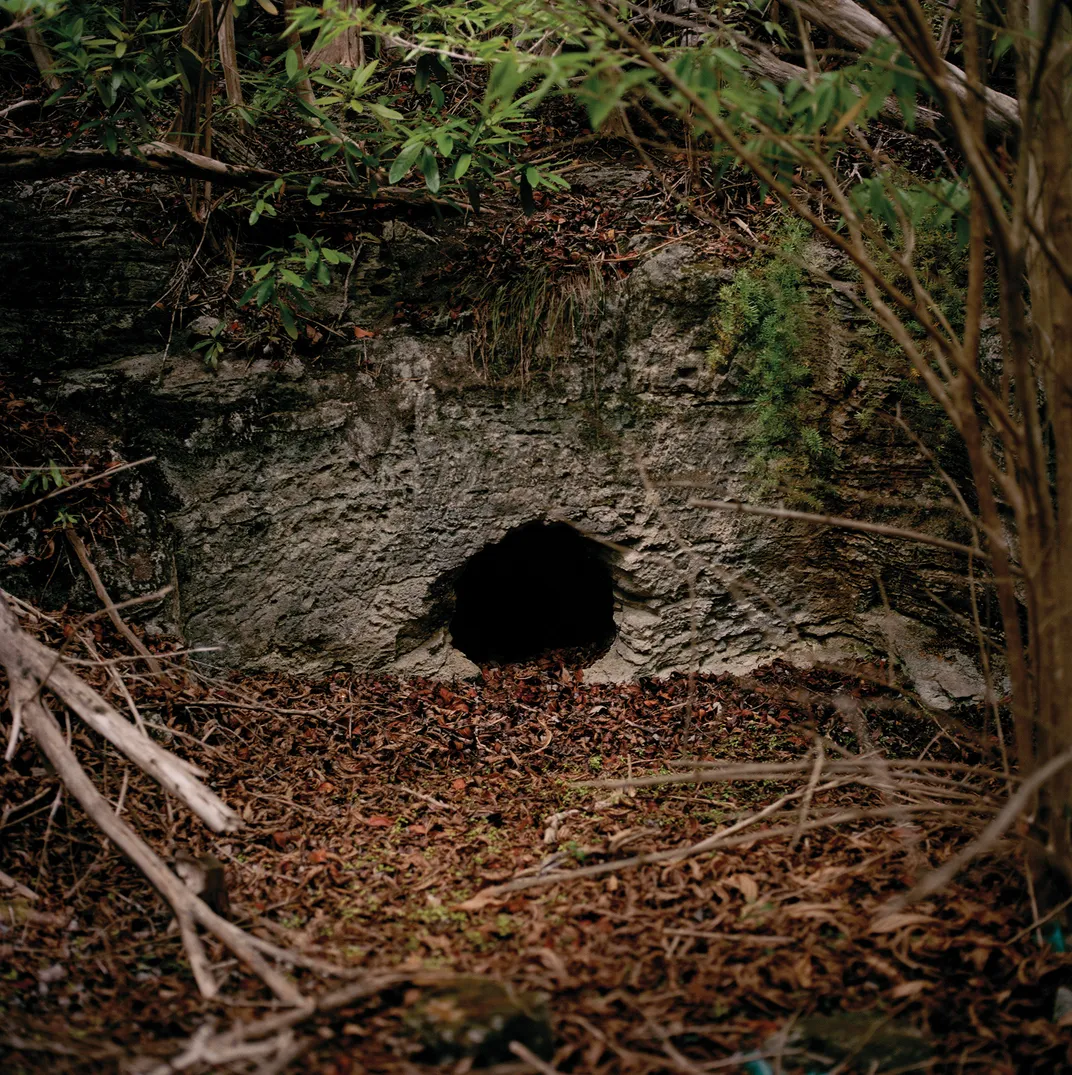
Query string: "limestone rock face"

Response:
xmin=0 ymin=182 xmax=987 ymax=701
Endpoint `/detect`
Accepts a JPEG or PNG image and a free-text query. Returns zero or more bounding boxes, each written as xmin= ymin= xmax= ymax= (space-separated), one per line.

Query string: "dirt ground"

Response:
xmin=2 ymin=619 xmax=1071 ymax=1074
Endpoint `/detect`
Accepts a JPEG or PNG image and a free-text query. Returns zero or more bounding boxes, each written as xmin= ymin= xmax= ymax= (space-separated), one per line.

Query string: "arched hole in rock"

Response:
xmin=449 ymin=521 xmax=617 ymax=664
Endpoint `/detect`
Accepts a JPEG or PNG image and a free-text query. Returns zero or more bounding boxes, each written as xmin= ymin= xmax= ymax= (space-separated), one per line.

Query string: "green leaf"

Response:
xmin=415 ymin=53 xmax=447 ymax=93
xmin=175 ymin=44 xmax=202 ymax=94
xmin=892 ymin=52 xmax=917 ymax=132
xmin=366 ymin=101 xmax=404 ymax=120
xmin=429 ymin=83 xmax=445 ymax=110
xmin=453 ymin=152 xmax=472 ymax=179
xmin=488 ymin=55 xmax=522 ymax=104
xmin=992 ymin=32 xmax=1014 ymax=63
xmin=279 ymin=304 xmax=299 ymax=340
xmin=466 ymin=179 xmax=481 ymax=214
xmin=582 ymin=72 xmax=621 ymax=131
xmin=519 ymin=170 xmax=536 ymax=215
xmin=434 ymin=130 xmax=454 ymax=156
xmin=388 ymin=142 xmax=422 ymax=184
xmin=420 ymin=147 xmax=440 ymax=193
xmin=285 ymin=47 xmax=299 ymax=81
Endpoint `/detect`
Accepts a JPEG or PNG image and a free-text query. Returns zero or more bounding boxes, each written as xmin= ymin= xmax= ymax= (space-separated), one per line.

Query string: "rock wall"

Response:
xmin=0 ymin=181 xmax=985 ymax=703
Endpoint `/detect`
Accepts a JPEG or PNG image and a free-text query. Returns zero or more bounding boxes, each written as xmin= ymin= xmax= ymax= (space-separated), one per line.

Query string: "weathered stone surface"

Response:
xmin=0 ymin=184 xmax=988 ymax=703
xmin=0 ymin=182 xmax=178 ymax=370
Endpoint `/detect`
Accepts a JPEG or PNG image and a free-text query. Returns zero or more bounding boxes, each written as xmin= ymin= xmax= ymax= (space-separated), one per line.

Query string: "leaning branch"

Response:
xmin=686 ymin=497 xmax=1006 ymax=567
xmin=790 ymin=0 xmax=1019 ymax=134
xmin=7 ymin=667 xmax=302 ymax=1003
xmin=65 ymin=529 xmax=165 ymax=679
xmin=0 ymin=592 xmax=240 ymax=832
xmin=0 ymin=140 xmax=455 ymax=210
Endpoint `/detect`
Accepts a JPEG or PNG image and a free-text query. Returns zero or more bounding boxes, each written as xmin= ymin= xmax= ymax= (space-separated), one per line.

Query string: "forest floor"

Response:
xmin=2 ymin=616 xmax=1071 ymax=1075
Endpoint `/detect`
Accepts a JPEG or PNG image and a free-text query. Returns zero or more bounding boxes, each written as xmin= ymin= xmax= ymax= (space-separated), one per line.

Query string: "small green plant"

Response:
xmin=563 ymin=839 xmax=587 ymax=863
xmin=192 ymin=321 xmax=227 ymax=370
xmin=468 ymin=260 xmax=602 ymax=382
xmin=707 ymin=218 xmax=833 ymax=501
xmin=41 ymin=1 xmax=181 ymax=152
xmin=239 ymin=232 xmax=353 ymax=341
xmin=20 ymin=460 xmax=68 ymax=495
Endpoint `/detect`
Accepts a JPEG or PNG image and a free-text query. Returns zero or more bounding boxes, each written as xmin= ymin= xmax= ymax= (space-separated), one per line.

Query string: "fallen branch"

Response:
xmin=687 ymin=497 xmax=996 ymax=565
xmin=0 ymin=456 xmax=156 ymax=518
xmin=66 ymin=528 xmax=165 ymax=679
xmin=1 ymin=592 xmax=375 ymax=1005
xmin=791 ymin=0 xmax=1019 ymax=134
xmin=0 ymin=590 xmax=238 ymax=831
xmin=456 ymin=777 xmax=855 ymax=908
xmin=0 ymin=868 xmax=38 ymax=900
xmin=0 ymin=140 xmax=455 ymax=210
xmin=886 ymin=746 xmax=1072 ymax=911
xmin=144 ymin=970 xmax=424 ymax=1074
xmin=5 ymin=659 xmax=299 ymax=1001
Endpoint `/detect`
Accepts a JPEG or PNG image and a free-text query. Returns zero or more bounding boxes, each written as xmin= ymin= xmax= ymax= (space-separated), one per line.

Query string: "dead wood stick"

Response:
xmin=457 ymin=778 xmax=851 ymax=906
xmin=460 ymin=796 xmax=990 ymax=905
xmin=0 ymin=98 xmax=40 ymax=119
xmin=183 ymin=699 xmax=326 ymax=716
xmin=8 ymin=665 xmax=305 ymax=1003
xmin=886 ymin=746 xmax=1072 ymax=911
xmin=509 ymin=1041 xmax=566 ymax=1074
xmin=0 ymin=142 xmax=452 ymax=209
xmin=0 ymin=592 xmax=240 ymax=832
xmin=7 ymin=675 xmax=222 ymax=998
xmin=790 ymin=739 xmax=825 ymax=851
xmin=80 ymin=630 xmax=149 ymax=736
xmin=146 ymin=972 xmax=415 ymax=1074
xmin=0 ymin=457 xmax=156 ymax=518
xmin=65 ymin=529 xmax=164 ymax=678
xmin=687 ymin=497 xmax=998 ymax=565
xmin=0 ymin=868 xmax=37 ymax=900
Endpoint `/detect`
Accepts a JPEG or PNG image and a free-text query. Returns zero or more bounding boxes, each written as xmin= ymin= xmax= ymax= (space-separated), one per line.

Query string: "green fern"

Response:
xmin=707 ymin=218 xmax=831 ymax=500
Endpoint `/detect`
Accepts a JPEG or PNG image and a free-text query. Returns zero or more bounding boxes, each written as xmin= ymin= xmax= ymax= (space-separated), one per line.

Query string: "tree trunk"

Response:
xmin=217 ymin=1 xmax=246 ymax=128
xmin=23 ymin=17 xmax=62 ymax=92
xmin=306 ymin=0 xmax=365 ymax=69
xmin=1022 ymin=0 xmax=1072 ymax=876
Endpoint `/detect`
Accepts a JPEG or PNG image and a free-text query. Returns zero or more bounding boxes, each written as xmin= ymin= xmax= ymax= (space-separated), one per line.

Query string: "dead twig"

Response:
xmin=885 ymin=746 xmax=1072 ymax=912
xmin=687 ymin=497 xmax=999 ymax=567
xmin=65 ymin=529 xmax=165 ymax=679
xmin=0 ymin=457 xmax=156 ymax=518
xmin=0 ymin=592 xmax=239 ymax=832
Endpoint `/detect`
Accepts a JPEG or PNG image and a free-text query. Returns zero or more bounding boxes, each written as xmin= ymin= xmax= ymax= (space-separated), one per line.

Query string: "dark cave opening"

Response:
xmin=449 ymin=522 xmax=617 ymax=664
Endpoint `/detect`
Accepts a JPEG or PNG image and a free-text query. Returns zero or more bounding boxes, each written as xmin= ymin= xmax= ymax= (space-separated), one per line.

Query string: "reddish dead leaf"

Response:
xmin=271 ymin=831 xmax=291 ymax=849
xmin=353 ymin=326 xmax=376 ymax=339
xmin=454 ymin=887 xmax=504 ymax=911
xmin=307 ymin=849 xmax=328 ymax=865
xmin=452 ymin=777 xmax=467 ymax=791
xmin=366 ymin=815 xmax=393 ymax=827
